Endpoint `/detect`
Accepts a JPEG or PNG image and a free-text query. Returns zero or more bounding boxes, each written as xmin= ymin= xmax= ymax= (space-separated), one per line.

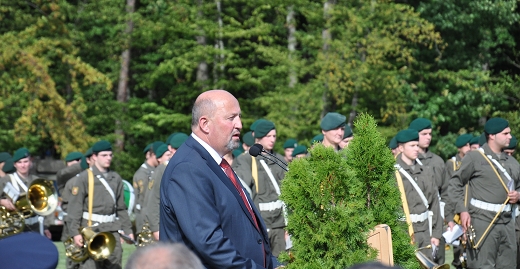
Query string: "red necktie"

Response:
xmin=220 ymin=159 xmax=259 ymax=230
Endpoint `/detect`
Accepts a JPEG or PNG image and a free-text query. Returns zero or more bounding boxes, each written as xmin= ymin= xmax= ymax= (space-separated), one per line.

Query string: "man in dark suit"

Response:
xmin=159 ymin=89 xmax=280 ymax=269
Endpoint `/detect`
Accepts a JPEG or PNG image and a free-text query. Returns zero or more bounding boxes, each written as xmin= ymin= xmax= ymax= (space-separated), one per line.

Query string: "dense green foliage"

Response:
xmin=1 ymin=0 xmax=519 ymax=180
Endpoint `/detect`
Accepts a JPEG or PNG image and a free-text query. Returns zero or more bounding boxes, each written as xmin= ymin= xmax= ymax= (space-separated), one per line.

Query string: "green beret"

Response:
xmin=320 ymin=112 xmax=346 ymax=131
xmin=0 ymin=152 xmax=11 ymax=163
xmin=479 ymin=133 xmax=486 ymax=147
xmin=396 ymin=129 xmax=419 ymax=143
xmin=92 ymin=140 xmax=112 ymax=153
xmin=455 ymin=134 xmax=473 ymax=148
xmin=484 ymin=117 xmax=509 ymax=135
xmin=232 ymin=148 xmax=244 ymax=158
xmin=155 ymin=144 xmax=169 ymax=158
xmin=242 ymin=131 xmax=255 ymax=147
xmin=507 ymin=135 xmax=517 ymax=150
xmin=150 ymin=141 xmax=165 ymax=154
xmin=311 ymin=134 xmax=324 ymax=144
xmin=409 ymin=118 xmax=432 ymax=132
xmin=80 ymin=156 xmax=89 ymax=170
xmin=65 ymin=152 xmax=84 ymax=162
xmin=2 ymin=158 xmax=15 ymax=173
xmin=84 ymin=148 xmax=93 ymax=158
xmin=168 ymin=133 xmax=189 ymax=149
xmin=253 ymin=120 xmax=275 ymax=138
xmin=469 ymin=136 xmax=480 ymax=145
xmin=283 ymin=139 xmax=298 ymax=149
xmin=143 ymin=143 xmax=152 ymax=154
xmin=166 ymin=132 xmax=180 ymax=145
xmin=250 ymin=119 xmax=268 ymax=131
xmin=343 ymin=125 xmax=353 ymax=138
xmin=292 ymin=145 xmax=308 ymax=157
xmin=13 ymin=148 xmax=30 ymax=162
xmin=388 ymin=136 xmax=397 ymax=150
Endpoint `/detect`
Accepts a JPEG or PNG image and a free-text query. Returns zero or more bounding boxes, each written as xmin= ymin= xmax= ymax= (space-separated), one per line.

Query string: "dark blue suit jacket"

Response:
xmin=160 ymin=136 xmax=278 ymax=269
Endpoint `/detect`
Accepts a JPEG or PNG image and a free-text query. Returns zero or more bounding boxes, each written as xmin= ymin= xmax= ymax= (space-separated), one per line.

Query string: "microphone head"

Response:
xmin=249 ymin=144 xmax=262 ymax=157
xmin=253 ymin=143 xmax=264 ymax=151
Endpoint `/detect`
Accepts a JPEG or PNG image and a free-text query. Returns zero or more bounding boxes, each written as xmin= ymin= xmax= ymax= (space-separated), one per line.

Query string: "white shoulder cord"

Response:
xmin=394 ymin=164 xmax=429 ymax=208
xmin=11 ymin=173 xmax=28 ymax=192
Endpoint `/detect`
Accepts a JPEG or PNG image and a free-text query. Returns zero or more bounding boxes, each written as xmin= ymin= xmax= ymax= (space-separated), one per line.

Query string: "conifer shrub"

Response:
xmin=280 ymin=113 xmax=418 ymax=269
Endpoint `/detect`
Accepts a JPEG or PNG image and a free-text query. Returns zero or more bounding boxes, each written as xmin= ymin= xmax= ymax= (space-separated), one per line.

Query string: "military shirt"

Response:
xmin=232 ymin=152 xmax=286 ymax=229
xmin=396 ymin=156 xmax=443 ymax=240
xmin=443 ymin=154 xmax=462 ymax=222
xmin=56 ymin=163 xmax=83 ymax=197
xmin=132 ymin=162 xmax=154 ymax=233
xmin=449 ymin=144 xmax=520 ymax=223
xmin=67 ymin=166 xmax=132 ymax=236
xmin=418 ymin=150 xmax=448 ymax=206
xmin=144 ymin=161 xmax=168 ymax=233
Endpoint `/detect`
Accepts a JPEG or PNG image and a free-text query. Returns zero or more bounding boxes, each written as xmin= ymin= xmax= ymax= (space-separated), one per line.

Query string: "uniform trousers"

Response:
xmin=268 ymin=227 xmax=286 ymax=257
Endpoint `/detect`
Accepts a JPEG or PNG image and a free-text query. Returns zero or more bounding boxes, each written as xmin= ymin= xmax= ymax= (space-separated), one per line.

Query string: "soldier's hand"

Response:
xmin=127 ymin=233 xmax=134 ymax=244
xmin=153 ymin=231 xmax=159 ymax=241
xmin=44 ymin=229 xmax=52 ymax=239
xmin=431 ymin=237 xmax=440 ymax=247
xmin=508 ymin=191 xmax=519 ymax=204
xmin=0 ymin=199 xmax=15 ymax=211
xmin=460 ymin=212 xmax=471 ymax=231
xmin=447 ymin=221 xmax=456 ymax=231
xmin=74 ymin=234 xmax=84 ymax=247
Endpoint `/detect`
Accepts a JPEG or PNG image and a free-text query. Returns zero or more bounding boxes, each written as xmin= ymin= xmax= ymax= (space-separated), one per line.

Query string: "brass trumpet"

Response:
xmin=64 ymin=227 xmax=116 ymax=262
xmin=0 ymin=206 xmax=25 ymax=238
xmin=466 ymin=225 xmax=476 ymax=248
xmin=136 ymin=222 xmax=155 ymax=247
xmin=15 ymin=179 xmax=58 ymax=217
xmin=415 ymin=245 xmax=450 ymax=269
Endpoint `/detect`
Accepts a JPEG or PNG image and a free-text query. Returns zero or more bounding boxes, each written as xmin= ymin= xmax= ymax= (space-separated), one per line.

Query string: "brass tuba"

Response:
xmin=415 ymin=245 xmax=450 ymax=269
xmin=0 ymin=206 xmax=25 ymax=238
xmin=15 ymin=179 xmax=58 ymax=217
xmin=136 ymin=222 xmax=155 ymax=247
xmin=64 ymin=227 xmax=116 ymax=262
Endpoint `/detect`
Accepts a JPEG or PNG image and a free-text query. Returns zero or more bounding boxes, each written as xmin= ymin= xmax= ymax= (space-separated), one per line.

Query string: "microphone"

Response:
xmin=249 ymin=144 xmax=289 ymax=172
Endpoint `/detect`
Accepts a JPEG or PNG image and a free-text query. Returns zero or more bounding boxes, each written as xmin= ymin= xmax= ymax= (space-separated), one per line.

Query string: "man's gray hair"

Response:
xmin=125 ymin=242 xmax=204 ymax=269
xmin=191 ymin=97 xmax=216 ymax=127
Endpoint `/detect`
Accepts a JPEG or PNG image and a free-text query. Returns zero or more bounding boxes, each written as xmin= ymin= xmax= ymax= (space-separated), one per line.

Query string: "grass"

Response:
xmin=54 ymin=241 xmax=137 ymax=269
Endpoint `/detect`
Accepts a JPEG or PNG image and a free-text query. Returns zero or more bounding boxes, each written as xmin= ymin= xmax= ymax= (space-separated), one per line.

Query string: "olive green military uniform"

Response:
xmin=232 ymin=152 xmax=287 ymax=257
xmin=67 ymin=166 xmax=133 ymax=269
xmin=449 ymin=144 xmax=520 ymax=269
xmin=443 ymin=154 xmax=464 ymax=268
xmin=132 ymin=162 xmax=154 ymax=234
xmin=396 ymin=155 xmax=443 ymax=260
xmin=0 ymin=173 xmax=48 ymax=233
xmin=57 ymin=163 xmax=83 ymax=197
xmin=144 ymin=161 xmax=168 ymax=234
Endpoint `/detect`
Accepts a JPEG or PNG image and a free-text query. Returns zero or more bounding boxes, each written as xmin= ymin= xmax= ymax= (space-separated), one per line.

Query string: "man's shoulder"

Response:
xmin=429 ymin=152 xmax=444 ymax=163
xmin=133 ymin=165 xmax=150 ymax=178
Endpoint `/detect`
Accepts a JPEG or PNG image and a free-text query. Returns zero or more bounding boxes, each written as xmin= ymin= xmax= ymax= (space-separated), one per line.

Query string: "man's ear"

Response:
xmin=199 ymin=116 xmax=210 ymax=133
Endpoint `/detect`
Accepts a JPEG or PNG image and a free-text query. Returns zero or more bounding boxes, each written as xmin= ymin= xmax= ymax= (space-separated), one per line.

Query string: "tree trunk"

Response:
xmin=213 ymin=0 xmax=225 ymax=87
xmin=321 ymin=0 xmax=335 ymax=119
xmin=287 ymin=5 xmax=297 ymax=88
xmin=196 ymin=0 xmax=208 ymax=89
xmin=115 ymin=0 xmax=135 ymax=151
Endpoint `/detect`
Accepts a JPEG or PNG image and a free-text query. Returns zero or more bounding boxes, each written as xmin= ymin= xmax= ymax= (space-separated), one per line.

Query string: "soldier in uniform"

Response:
xmin=133 ymin=141 xmax=161 ymax=237
xmin=167 ymin=133 xmax=188 ymax=155
xmin=470 ymin=136 xmax=480 ymax=150
xmin=449 ymin=118 xmax=520 ymax=269
xmin=339 ymin=125 xmax=354 ymax=149
xmin=67 ymin=140 xmax=134 ymax=269
xmin=242 ymin=131 xmax=255 ymax=153
xmin=443 ymin=134 xmax=472 ymax=269
xmin=282 ymin=139 xmax=298 ymax=163
xmin=395 ymin=129 xmax=442 ymax=260
xmin=409 ymin=118 xmax=447 ymax=264
xmin=1 ymin=157 xmax=15 ymax=174
xmin=389 ymin=136 xmax=399 ymax=157
xmin=233 ymin=119 xmax=287 ymax=257
xmin=320 ymin=112 xmax=346 ymax=150
xmin=0 ymin=152 xmax=12 ymax=178
xmin=291 ymin=145 xmax=307 ymax=160
xmin=0 ymin=148 xmax=52 ymax=238
xmin=144 ymin=143 xmax=173 ymax=241
xmin=504 ymin=135 xmax=517 ymax=157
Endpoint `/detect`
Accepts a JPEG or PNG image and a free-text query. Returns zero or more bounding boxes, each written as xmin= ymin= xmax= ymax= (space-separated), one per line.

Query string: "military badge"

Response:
xmin=455 ymin=161 xmax=462 ymax=171
xmin=138 ymin=180 xmax=144 ymax=193
xmin=148 ymin=180 xmax=154 ymax=190
xmin=72 ymin=186 xmax=79 ymax=196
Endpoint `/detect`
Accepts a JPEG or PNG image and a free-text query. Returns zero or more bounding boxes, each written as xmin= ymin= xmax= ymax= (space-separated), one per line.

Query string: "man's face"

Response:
xmin=93 ymin=151 xmax=112 ymax=169
xmin=284 ymin=148 xmax=294 ymax=161
xmin=491 ymin=127 xmax=512 ymax=149
xmin=322 ymin=126 xmax=345 ymax=146
xmin=148 ymin=153 xmax=159 ymax=167
xmin=417 ymin=129 xmax=432 ymax=149
xmin=67 ymin=160 xmax=80 ymax=167
xmin=207 ymin=98 xmax=242 ymax=155
xmin=257 ymin=130 xmax=277 ymax=151
xmin=504 ymin=149 xmax=516 ymax=156
xmin=14 ymin=157 xmax=31 ymax=175
xmin=470 ymin=144 xmax=479 ymax=150
xmin=399 ymin=141 xmax=419 ymax=161
xmin=339 ymin=136 xmax=354 ymax=149
xmin=458 ymin=144 xmax=471 ymax=157
xmin=158 ymin=150 xmax=173 ymax=164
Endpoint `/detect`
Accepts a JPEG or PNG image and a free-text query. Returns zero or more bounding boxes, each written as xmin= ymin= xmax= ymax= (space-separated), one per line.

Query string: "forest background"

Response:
xmin=1 ymin=0 xmax=519 ymax=180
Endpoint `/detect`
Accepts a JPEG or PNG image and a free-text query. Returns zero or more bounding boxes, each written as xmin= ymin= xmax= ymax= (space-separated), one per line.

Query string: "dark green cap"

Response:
xmin=283 ymin=139 xmax=298 ymax=149
xmin=507 ymin=135 xmax=517 ymax=150
xmin=343 ymin=125 xmax=353 ymax=138
xmin=232 ymin=148 xmax=244 ymax=158
xmin=484 ymin=117 xmax=509 ymax=135
xmin=409 ymin=118 xmax=432 ymax=132
xmin=168 ymin=133 xmax=189 ymax=149
xmin=143 ymin=143 xmax=153 ymax=154
xmin=455 ymin=134 xmax=473 ymax=148
xmin=166 ymin=132 xmax=180 ymax=145
xmin=388 ymin=136 xmax=398 ymax=150
xmin=292 ymin=145 xmax=308 ymax=157
xmin=396 ymin=129 xmax=419 ymax=143
xmin=0 ymin=152 xmax=11 ymax=163
xmin=85 ymin=148 xmax=93 ymax=158
xmin=250 ymin=119 xmax=268 ymax=131
xmin=311 ymin=134 xmax=324 ymax=144
xmin=469 ymin=136 xmax=479 ymax=145
xmin=13 ymin=148 xmax=30 ymax=162
xmin=242 ymin=131 xmax=255 ymax=147
xmin=150 ymin=141 xmax=165 ymax=154
xmin=253 ymin=120 xmax=275 ymax=138
xmin=479 ymin=133 xmax=486 ymax=146
xmin=65 ymin=152 xmax=84 ymax=162
xmin=320 ymin=112 xmax=346 ymax=131
xmin=92 ymin=140 xmax=112 ymax=153
xmin=155 ymin=144 xmax=169 ymax=158
xmin=80 ymin=156 xmax=89 ymax=170
xmin=2 ymin=158 xmax=15 ymax=173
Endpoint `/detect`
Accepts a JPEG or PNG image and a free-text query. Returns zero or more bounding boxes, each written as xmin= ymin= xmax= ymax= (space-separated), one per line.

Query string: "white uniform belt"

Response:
xmin=258 ymin=200 xmax=283 ymax=211
xmin=82 ymin=212 xmax=116 ymax=223
xmin=471 ymin=198 xmax=511 ymax=213
xmin=25 ymin=216 xmax=39 ymax=225
xmin=410 ymin=211 xmax=429 ymax=223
